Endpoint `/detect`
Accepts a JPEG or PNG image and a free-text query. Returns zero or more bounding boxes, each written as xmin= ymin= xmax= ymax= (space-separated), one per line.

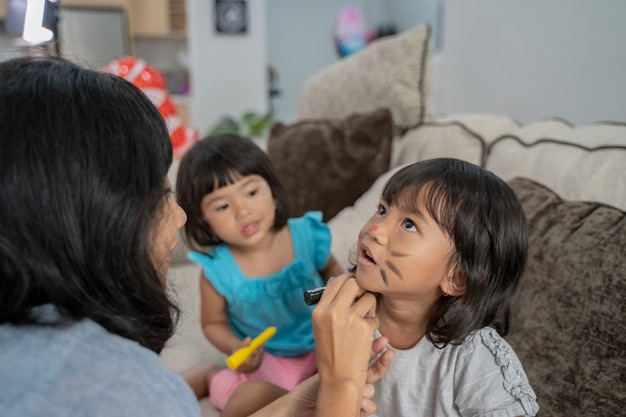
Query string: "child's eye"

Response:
xmin=246 ymin=188 xmax=258 ymax=197
xmin=215 ymin=203 xmax=229 ymax=212
xmin=402 ymin=219 xmax=417 ymax=232
xmin=376 ymin=204 xmax=387 ymax=216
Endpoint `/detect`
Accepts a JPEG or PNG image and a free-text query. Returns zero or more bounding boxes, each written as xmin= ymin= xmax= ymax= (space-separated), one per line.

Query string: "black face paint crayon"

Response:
xmin=303 ymin=286 xmax=325 ymax=305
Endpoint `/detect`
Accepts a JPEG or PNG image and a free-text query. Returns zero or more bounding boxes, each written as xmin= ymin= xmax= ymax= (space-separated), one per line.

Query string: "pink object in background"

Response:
xmin=333 ymin=6 xmax=374 ymax=57
xmin=102 ymin=57 xmax=199 ymax=159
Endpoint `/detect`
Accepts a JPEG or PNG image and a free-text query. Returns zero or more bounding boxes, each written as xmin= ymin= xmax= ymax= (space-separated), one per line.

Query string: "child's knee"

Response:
xmin=221 ymin=381 xmax=288 ymax=417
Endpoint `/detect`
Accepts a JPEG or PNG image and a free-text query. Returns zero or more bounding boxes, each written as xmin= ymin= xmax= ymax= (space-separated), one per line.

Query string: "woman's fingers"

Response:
xmin=359 ymin=384 xmax=377 ymax=417
xmin=309 ymin=275 xmax=395 ymax=417
xmin=351 ymin=291 xmax=378 ymax=319
xmin=367 ymin=336 xmax=394 ymax=384
xmin=371 ymin=336 xmax=389 ymax=358
xmin=312 ymin=275 xmax=377 ymax=384
xmin=315 ymin=273 xmax=363 ymax=306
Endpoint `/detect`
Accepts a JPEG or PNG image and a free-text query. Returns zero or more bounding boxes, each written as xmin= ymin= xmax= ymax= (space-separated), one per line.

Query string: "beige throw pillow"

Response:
xmin=298 ymin=24 xmax=432 ymax=129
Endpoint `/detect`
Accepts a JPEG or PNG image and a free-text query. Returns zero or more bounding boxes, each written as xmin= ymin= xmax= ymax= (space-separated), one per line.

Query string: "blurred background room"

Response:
xmin=1 ymin=0 xmax=624 ymax=145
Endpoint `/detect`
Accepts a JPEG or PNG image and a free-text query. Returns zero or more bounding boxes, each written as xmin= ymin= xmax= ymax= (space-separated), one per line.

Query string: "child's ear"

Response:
xmin=443 ymin=261 xmax=466 ymax=296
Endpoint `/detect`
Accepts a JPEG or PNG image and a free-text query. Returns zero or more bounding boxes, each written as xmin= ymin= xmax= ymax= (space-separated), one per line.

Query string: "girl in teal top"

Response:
xmin=175 ymin=134 xmax=343 ymax=416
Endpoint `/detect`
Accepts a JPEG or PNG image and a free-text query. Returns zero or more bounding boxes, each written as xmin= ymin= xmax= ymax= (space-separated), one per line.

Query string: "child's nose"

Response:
xmin=367 ymin=222 xmax=387 ymax=245
xmin=234 ymin=199 xmax=252 ymax=219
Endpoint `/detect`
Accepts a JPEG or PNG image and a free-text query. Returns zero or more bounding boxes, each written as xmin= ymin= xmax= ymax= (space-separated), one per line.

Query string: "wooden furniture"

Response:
xmin=129 ymin=0 xmax=186 ymax=38
xmin=58 ymin=0 xmax=185 ymax=38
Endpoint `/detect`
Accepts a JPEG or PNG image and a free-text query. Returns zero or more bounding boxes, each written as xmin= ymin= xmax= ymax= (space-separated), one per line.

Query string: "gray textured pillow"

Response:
xmin=506 ymin=177 xmax=625 ymax=416
xmin=298 ymin=24 xmax=432 ymax=129
xmin=267 ymin=109 xmax=393 ymax=222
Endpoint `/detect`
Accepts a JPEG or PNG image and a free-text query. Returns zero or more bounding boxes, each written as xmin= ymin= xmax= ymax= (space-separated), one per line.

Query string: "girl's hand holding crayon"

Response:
xmin=226 ymin=326 xmax=277 ymax=372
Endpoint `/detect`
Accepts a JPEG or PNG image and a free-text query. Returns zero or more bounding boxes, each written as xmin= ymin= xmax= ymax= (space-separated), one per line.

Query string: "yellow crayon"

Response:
xmin=226 ymin=326 xmax=277 ymax=369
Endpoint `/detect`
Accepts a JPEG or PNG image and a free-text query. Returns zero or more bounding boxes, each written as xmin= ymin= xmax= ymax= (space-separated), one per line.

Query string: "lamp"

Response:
xmin=5 ymin=0 xmax=58 ymax=45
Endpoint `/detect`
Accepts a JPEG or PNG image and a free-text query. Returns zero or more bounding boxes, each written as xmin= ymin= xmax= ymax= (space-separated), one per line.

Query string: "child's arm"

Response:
xmin=199 ymin=273 xmax=246 ymax=355
xmin=319 ymin=254 xmax=344 ymax=283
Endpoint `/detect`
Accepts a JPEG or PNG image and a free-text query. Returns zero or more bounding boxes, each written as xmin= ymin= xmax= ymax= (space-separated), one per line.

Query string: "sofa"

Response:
xmin=162 ymin=24 xmax=625 ymax=416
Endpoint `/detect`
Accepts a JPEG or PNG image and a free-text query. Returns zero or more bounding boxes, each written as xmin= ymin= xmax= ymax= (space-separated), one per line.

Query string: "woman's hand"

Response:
xmin=250 ymin=274 xmax=393 ymax=417
xmin=312 ymin=274 xmax=377 ymax=383
xmin=311 ymin=273 xmax=386 ymax=417
xmin=361 ymin=335 xmax=394 ymax=416
xmin=253 ymin=334 xmax=393 ymax=417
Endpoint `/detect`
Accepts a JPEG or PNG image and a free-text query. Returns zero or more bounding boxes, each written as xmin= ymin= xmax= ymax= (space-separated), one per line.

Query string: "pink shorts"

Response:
xmin=209 ymin=350 xmax=317 ymax=410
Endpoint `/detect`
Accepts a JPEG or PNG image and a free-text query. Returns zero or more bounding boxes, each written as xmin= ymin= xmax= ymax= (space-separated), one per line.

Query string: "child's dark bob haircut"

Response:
xmin=176 ymin=134 xmax=290 ymax=251
xmin=382 ymin=158 xmax=528 ymax=347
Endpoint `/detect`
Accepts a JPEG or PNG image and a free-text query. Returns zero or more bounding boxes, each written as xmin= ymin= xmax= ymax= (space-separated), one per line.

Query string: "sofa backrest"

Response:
xmin=391 ymin=113 xmax=520 ymax=167
xmin=391 ymin=115 xmax=626 ymax=210
xmin=486 ymin=120 xmax=626 ymax=211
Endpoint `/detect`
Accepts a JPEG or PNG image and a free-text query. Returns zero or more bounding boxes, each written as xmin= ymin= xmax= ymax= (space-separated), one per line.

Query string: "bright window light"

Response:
xmin=23 ymin=0 xmax=53 ymax=44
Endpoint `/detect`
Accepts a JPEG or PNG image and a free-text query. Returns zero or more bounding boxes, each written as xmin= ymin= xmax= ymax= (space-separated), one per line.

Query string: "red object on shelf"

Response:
xmin=102 ymin=56 xmax=198 ymax=159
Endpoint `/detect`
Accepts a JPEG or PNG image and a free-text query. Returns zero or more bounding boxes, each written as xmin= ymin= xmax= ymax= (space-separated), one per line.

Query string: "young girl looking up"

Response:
xmin=354 ymin=158 xmax=539 ymax=417
xmin=175 ymin=134 xmax=344 ymax=417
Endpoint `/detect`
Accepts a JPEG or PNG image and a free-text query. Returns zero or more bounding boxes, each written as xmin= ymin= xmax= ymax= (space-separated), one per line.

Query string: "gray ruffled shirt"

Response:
xmin=371 ymin=327 xmax=539 ymax=417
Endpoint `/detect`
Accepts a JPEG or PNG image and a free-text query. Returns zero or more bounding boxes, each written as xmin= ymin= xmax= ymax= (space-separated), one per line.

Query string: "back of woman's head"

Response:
xmin=0 ymin=56 xmax=176 ymax=353
xmin=176 ymin=133 xmax=289 ymax=250
xmin=383 ymin=158 xmax=528 ymax=345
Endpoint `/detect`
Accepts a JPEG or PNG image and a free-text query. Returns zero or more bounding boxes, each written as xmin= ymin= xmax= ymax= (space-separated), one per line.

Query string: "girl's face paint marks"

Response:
xmin=356 ymin=196 xmax=455 ymax=300
xmin=385 ymin=260 xmax=403 ymax=280
xmin=380 ymin=268 xmax=388 ymax=285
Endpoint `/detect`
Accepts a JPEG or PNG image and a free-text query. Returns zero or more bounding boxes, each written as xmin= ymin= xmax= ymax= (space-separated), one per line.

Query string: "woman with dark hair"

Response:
xmin=0 ymin=56 xmax=391 ymax=417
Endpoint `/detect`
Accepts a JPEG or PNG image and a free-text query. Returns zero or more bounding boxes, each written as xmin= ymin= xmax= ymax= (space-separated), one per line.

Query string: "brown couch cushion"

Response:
xmin=507 ymin=177 xmax=626 ymax=416
xmin=267 ymin=108 xmax=393 ymax=222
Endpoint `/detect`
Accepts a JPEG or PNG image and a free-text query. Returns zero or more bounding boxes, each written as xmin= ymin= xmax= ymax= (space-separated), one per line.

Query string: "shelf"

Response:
xmin=129 ymin=0 xmax=186 ymax=38
xmin=133 ymin=32 xmax=186 ymax=41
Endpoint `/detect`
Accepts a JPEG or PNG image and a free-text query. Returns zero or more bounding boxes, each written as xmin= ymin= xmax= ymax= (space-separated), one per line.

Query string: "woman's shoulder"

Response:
xmin=0 ymin=312 xmax=199 ymax=416
xmin=95 ymin=334 xmax=199 ymax=416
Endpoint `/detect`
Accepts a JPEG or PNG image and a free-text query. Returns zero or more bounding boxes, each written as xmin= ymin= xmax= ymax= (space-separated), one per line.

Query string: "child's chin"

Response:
xmin=354 ymin=271 xmax=371 ymax=290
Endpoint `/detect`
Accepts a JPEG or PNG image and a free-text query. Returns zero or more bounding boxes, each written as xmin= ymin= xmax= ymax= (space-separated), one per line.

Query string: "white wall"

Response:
xmin=187 ymin=0 xmax=268 ymax=135
xmin=266 ymin=1 xmax=363 ymax=124
xmin=187 ymin=0 xmax=626 ymax=131
xmin=266 ymin=0 xmax=425 ymax=124
xmin=436 ymin=0 xmax=626 ymax=124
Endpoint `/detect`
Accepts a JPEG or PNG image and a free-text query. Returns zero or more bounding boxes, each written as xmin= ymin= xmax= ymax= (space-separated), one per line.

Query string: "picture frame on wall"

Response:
xmin=215 ymin=0 xmax=247 ymax=34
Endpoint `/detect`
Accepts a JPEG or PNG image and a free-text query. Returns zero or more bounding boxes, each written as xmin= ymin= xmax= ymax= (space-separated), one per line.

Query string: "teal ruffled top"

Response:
xmin=188 ymin=211 xmax=330 ymax=357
